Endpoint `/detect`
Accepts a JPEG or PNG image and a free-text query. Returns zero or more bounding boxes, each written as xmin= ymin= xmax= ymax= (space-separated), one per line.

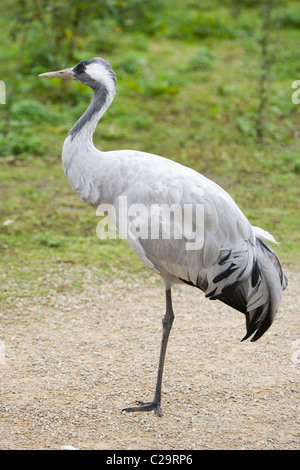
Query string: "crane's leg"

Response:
xmin=123 ymin=288 xmax=174 ymax=417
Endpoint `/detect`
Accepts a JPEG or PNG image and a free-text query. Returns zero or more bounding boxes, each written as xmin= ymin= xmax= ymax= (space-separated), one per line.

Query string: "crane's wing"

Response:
xmin=94 ymin=150 xmax=286 ymax=341
xmin=112 ymin=159 xmax=257 ymax=295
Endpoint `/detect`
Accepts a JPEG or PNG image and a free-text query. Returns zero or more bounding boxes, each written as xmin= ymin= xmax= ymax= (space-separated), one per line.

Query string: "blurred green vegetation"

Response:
xmin=0 ymin=0 xmax=300 ymax=301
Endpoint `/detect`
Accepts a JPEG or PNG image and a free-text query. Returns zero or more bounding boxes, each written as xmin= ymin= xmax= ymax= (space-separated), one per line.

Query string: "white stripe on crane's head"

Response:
xmin=73 ymin=58 xmax=117 ymax=95
xmin=86 ymin=62 xmax=114 ymax=83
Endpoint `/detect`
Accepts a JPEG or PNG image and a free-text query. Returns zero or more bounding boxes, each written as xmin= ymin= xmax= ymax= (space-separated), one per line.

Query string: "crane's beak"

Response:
xmin=39 ymin=67 xmax=74 ymax=79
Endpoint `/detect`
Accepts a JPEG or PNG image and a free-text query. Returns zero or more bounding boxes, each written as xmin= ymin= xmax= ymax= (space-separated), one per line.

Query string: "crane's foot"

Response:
xmin=123 ymin=400 xmax=162 ymax=417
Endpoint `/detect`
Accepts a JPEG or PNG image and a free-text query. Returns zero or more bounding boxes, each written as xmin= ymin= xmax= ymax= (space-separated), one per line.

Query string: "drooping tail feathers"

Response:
xmin=242 ymin=238 xmax=287 ymax=341
xmin=211 ymin=238 xmax=287 ymax=342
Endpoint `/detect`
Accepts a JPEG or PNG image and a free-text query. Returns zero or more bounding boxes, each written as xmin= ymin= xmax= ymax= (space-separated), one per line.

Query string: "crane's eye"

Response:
xmin=81 ymin=65 xmax=87 ymax=71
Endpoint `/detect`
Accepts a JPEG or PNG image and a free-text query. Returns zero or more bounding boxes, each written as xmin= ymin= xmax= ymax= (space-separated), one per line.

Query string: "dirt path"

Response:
xmin=0 ymin=269 xmax=299 ymax=450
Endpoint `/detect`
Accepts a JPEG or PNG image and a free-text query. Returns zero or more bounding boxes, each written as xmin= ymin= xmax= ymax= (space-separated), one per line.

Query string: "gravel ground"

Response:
xmin=0 ymin=268 xmax=299 ymax=450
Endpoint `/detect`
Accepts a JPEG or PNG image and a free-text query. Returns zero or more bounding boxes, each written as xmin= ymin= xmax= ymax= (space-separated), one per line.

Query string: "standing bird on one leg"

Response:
xmin=39 ymin=58 xmax=287 ymax=416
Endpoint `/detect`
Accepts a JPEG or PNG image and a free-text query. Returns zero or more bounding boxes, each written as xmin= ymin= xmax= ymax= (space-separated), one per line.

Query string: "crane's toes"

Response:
xmin=122 ymin=400 xmax=162 ymax=417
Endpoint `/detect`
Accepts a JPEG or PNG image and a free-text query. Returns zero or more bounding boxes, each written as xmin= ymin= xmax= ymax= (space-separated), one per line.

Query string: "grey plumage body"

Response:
xmin=39 ymin=57 xmax=287 ymax=415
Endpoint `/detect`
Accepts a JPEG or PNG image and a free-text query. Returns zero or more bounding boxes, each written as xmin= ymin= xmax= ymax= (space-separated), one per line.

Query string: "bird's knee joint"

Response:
xmin=162 ymin=313 xmax=174 ymax=327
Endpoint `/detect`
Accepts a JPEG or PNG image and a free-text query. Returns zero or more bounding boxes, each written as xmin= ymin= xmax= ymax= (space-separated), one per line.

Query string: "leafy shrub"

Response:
xmin=236 ymin=116 xmax=256 ymax=138
xmin=114 ymin=52 xmax=148 ymax=75
xmin=11 ymin=99 xmax=57 ymax=124
xmin=168 ymin=10 xmax=236 ymax=40
xmin=187 ymin=47 xmax=216 ymax=71
xmin=275 ymin=7 xmax=300 ymax=29
xmin=0 ymin=129 xmax=45 ymax=158
xmin=281 ymin=152 xmax=300 ymax=174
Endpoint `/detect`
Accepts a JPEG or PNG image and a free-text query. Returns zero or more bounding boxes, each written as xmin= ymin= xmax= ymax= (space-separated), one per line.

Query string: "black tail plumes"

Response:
xmin=215 ymin=238 xmax=287 ymax=342
xmin=181 ymin=238 xmax=287 ymax=342
xmin=242 ymin=239 xmax=287 ymax=341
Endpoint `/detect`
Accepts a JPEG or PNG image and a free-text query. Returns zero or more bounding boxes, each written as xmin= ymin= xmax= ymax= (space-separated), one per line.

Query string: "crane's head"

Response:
xmin=39 ymin=58 xmax=117 ymax=94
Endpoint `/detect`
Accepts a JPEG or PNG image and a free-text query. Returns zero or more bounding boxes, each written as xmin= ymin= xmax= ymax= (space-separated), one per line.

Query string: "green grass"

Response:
xmin=1 ymin=1 xmax=300 ymax=302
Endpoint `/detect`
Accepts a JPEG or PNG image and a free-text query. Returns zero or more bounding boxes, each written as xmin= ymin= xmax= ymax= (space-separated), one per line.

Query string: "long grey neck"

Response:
xmin=67 ymin=85 xmax=114 ymax=145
